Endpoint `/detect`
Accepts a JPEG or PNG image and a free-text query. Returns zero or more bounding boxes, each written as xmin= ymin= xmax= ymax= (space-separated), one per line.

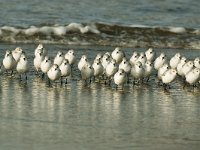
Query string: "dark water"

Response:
xmin=0 ymin=44 xmax=200 ymax=150
xmin=0 ymin=0 xmax=200 ymax=49
xmin=1 ymin=0 xmax=200 ymax=28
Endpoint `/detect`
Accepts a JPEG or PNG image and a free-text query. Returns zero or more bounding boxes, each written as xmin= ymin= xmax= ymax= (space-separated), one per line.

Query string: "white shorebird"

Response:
xmin=65 ymin=49 xmax=76 ymax=66
xmin=104 ymin=52 xmax=111 ymax=57
xmin=12 ymin=47 xmax=23 ymax=62
xmin=34 ymin=44 xmax=47 ymax=57
xmin=3 ymin=50 xmax=17 ymax=75
xmin=111 ymin=47 xmax=124 ymax=64
xmin=169 ymin=53 xmax=181 ymax=69
xmin=181 ymin=61 xmax=194 ymax=76
xmin=161 ymin=69 xmax=177 ymax=89
xmin=59 ymin=59 xmax=71 ymax=84
xmin=194 ymin=57 xmax=200 ymax=69
xmin=105 ymin=59 xmax=118 ymax=82
xmin=154 ymin=53 xmax=167 ymax=70
xmin=16 ymin=53 xmax=29 ymax=80
xmin=41 ymin=56 xmax=52 ymax=78
xmin=119 ymin=57 xmax=131 ymax=74
xmin=131 ymin=61 xmax=144 ymax=84
xmin=33 ymin=48 xmax=44 ymax=73
xmin=144 ymin=61 xmax=154 ymax=81
xmin=136 ymin=52 xmax=147 ymax=67
xmin=92 ymin=59 xmax=104 ymax=81
xmin=47 ymin=64 xmax=61 ymax=85
xmin=101 ymin=53 xmax=110 ymax=70
xmin=114 ymin=69 xmax=127 ymax=89
xmin=145 ymin=48 xmax=156 ymax=62
xmin=185 ymin=68 xmax=200 ymax=86
xmin=177 ymin=57 xmax=187 ymax=77
xmin=80 ymin=62 xmax=94 ymax=84
xmin=53 ymin=51 xmax=64 ymax=66
xmin=129 ymin=51 xmax=139 ymax=66
xmin=119 ymin=57 xmax=131 ymax=82
xmin=78 ymin=55 xmax=88 ymax=71
xmin=158 ymin=63 xmax=169 ymax=81
xmin=94 ymin=53 xmax=103 ymax=62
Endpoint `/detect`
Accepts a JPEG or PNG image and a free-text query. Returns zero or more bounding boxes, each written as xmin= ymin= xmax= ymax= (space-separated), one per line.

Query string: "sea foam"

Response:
xmin=0 ymin=22 xmax=199 ymax=49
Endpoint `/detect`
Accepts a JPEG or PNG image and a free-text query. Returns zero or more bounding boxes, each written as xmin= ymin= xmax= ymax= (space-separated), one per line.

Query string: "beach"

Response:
xmin=0 ymin=44 xmax=200 ymax=150
xmin=0 ymin=0 xmax=200 ymax=149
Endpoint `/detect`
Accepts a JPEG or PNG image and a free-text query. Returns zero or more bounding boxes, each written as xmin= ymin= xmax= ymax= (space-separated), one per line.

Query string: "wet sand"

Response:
xmin=0 ymin=44 xmax=200 ymax=150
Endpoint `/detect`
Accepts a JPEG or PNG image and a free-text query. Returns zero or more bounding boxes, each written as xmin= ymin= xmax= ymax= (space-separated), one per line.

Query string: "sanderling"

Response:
xmin=177 ymin=56 xmax=187 ymax=77
xmin=181 ymin=60 xmax=194 ymax=76
xmin=129 ymin=51 xmax=138 ymax=66
xmin=194 ymin=57 xmax=200 ymax=69
xmin=158 ymin=63 xmax=169 ymax=81
xmin=12 ymin=47 xmax=23 ymax=62
xmin=78 ymin=55 xmax=88 ymax=71
xmin=53 ymin=51 xmax=64 ymax=66
xmin=144 ymin=61 xmax=154 ymax=81
xmin=161 ymin=69 xmax=177 ymax=89
xmin=105 ymin=59 xmax=118 ymax=84
xmin=145 ymin=48 xmax=156 ymax=62
xmin=119 ymin=57 xmax=131 ymax=74
xmin=80 ymin=62 xmax=94 ymax=84
xmin=41 ymin=56 xmax=52 ymax=78
xmin=136 ymin=52 xmax=147 ymax=67
xmin=3 ymin=50 xmax=17 ymax=75
xmin=16 ymin=53 xmax=29 ymax=80
xmin=34 ymin=44 xmax=47 ymax=57
xmin=59 ymin=59 xmax=71 ymax=84
xmin=33 ymin=48 xmax=44 ymax=73
xmin=92 ymin=59 xmax=104 ymax=81
xmin=47 ymin=64 xmax=61 ymax=85
xmin=111 ymin=47 xmax=124 ymax=64
xmin=169 ymin=53 xmax=181 ymax=69
xmin=101 ymin=53 xmax=110 ymax=70
xmin=154 ymin=53 xmax=167 ymax=70
xmin=114 ymin=69 xmax=127 ymax=89
xmin=131 ymin=61 xmax=144 ymax=84
xmin=94 ymin=53 xmax=103 ymax=62
xmin=185 ymin=68 xmax=200 ymax=86
xmin=65 ymin=49 xmax=76 ymax=66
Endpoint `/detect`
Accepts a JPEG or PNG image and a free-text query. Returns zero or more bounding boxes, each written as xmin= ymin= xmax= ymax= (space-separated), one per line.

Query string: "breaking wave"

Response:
xmin=0 ymin=22 xmax=200 ymax=49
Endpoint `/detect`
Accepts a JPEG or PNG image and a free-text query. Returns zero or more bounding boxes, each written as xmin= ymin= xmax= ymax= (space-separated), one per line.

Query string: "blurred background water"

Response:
xmin=0 ymin=0 xmax=200 ymax=28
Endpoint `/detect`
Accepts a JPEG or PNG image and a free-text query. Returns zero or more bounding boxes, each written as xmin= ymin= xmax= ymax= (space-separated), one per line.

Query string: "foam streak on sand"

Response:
xmin=0 ymin=22 xmax=200 ymax=49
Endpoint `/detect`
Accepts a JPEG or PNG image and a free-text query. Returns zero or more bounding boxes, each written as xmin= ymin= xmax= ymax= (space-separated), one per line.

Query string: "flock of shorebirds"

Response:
xmin=1 ymin=44 xmax=200 ymax=90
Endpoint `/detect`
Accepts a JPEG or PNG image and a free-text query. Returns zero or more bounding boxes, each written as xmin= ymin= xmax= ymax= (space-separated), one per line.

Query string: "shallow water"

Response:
xmin=1 ymin=0 xmax=200 ymax=49
xmin=0 ymin=44 xmax=200 ymax=150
